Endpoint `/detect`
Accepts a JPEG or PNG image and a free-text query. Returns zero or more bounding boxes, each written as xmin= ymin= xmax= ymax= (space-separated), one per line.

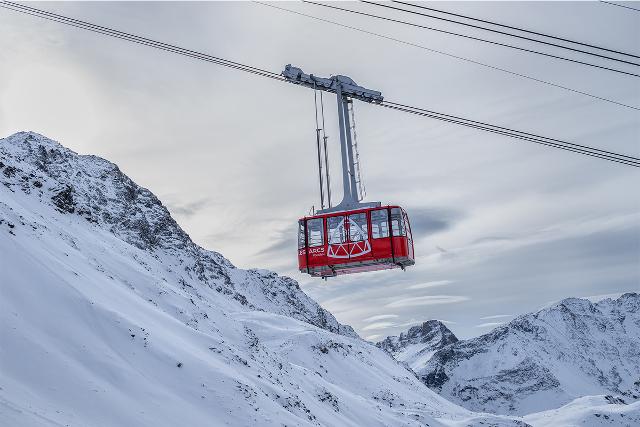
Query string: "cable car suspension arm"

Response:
xmin=283 ymin=65 xmax=383 ymax=212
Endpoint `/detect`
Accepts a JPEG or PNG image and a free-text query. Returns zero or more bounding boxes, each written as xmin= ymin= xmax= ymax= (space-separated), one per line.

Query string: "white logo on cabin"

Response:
xmin=327 ymin=217 xmax=371 ymax=259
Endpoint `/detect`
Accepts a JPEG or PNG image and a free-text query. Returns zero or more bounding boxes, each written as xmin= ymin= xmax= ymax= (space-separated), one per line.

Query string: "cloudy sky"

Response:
xmin=1 ymin=1 xmax=638 ymax=340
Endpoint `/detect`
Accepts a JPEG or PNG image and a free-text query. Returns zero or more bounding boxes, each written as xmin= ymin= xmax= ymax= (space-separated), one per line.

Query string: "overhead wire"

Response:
xmin=390 ymin=1 xmax=640 ymax=59
xmin=313 ymin=83 xmax=326 ymax=209
xmin=255 ymin=1 xmax=639 ymax=111
xmin=599 ymin=1 xmax=640 ymax=13
xmin=380 ymin=103 xmax=639 ymax=167
xmin=0 ymin=1 xmax=286 ymax=82
xmin=380 ymin=101 xmax=640 ymax=166
xmin=319 ymin=91 xmax=332 ymax=207
xmin=304 ymin=0 xmax=640 ymax=74
xmin=1 ymin=0 xmax=638 ymax=168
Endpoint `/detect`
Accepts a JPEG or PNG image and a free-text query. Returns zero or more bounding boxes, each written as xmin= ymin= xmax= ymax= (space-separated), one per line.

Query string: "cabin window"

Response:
xmin=391 ymin=208 xmax=406 ymax=236
xmin=328 ymin=216 xmax=346 ymax=244
xmin=307 ymin=218 xmax=324 ymax=247
xmin=349 ymin=213 xmax=368 ymax=242
xmin=404 ymin=212 xmax=412 ymax=242
xmin=371 ymin=209 xmax=389 ymax=238
xmin=298 ymin=220 xmax=306 ymax=249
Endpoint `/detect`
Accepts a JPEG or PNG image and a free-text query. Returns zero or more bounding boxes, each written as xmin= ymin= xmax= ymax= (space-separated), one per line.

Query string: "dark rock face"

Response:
xmin=417 ymin=294 xmax=640 ymax=415
xmin=51 ymin=185 xmax=76 ymax=213
xmin=0 ymin=131 xmax=356 ymax=338
xmin=423 ymin=366 xmax=449 ymax=390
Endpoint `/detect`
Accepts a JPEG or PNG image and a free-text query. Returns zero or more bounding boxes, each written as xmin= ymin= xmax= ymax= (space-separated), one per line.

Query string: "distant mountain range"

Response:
xmin=378 ymin=293 xmax=640 ymax=416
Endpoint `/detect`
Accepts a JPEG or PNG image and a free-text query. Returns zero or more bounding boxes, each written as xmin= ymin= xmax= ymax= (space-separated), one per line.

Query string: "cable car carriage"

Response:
xmin=283 ymin=65 xmax=415 ymax=278
xmin=298 ymin=206 xmax=414 ymax=277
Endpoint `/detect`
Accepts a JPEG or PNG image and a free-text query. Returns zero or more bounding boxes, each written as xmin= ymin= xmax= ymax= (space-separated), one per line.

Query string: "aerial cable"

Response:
xmin=313 ymin=83 xmax=326 ymax=209
xmin=380 ymin=103 xmax=639 ymax=167
xmin=1 ymin=1 xmax=637 ymax=168
xmin=5 ymin=1 xmax=283 ymax=78
xmin=254 ymin=1 xmax=639 ymax=111
xmin=13 ymin=0 xmax=634 ymax=112
xmin=0 ymin=1 xmax=285 ymax=82
xmin=366 ymin=1 xmax=640 ymax=67
xmin=383 ymin=100 xmax=640 ymax=162
xmin=319 ymin=91 xmax=332 ymax=207
xmin=599 ymin=1 xmax=640 ymax=13
xmin=379 ymin=102 xmax=640 ymax=167
xmin=383 ymin=100 xmax=640 ymax=163
xmin=303 ymin=1 xmax=640 ymax=75
xmin=390 ymin=1 xmax=640 ymax=59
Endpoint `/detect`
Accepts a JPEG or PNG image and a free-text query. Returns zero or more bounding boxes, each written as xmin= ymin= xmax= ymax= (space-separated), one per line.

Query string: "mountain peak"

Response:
xmin=376 ymin=320 xmax=458 ymax=371
xmin=3 ymin=131 xmax=195 ymax=253
xmin=418 ymin=294 xmax=640 ymax=415
xmin=0 ymin=131 xmax=355 ymax=337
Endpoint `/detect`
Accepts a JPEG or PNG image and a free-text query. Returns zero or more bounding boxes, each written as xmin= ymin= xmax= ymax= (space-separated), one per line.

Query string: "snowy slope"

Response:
xmin=0 ymin=132 xmax=524 ymax=426
xmin=524 ymin=395 xmax=640 ymax=427
xmin=376 ymin=321 xmax=458 ymax=372
xmin=418 ymin=294 xmax=640 ymax=416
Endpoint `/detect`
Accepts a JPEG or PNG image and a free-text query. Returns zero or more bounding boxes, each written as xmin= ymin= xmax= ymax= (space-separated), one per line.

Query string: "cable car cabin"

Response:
xmin=298 ymin=206 xmax=415 ymax=278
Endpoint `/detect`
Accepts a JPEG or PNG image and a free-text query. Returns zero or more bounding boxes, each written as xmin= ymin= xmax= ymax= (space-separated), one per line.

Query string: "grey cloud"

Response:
xmin=406 ymin=207 xmax=463 ymax=238
xmin=255 ymin=234 xmax=297 ymax=259
xmin=253 ymin=222 xmax=298 ymax=263
xmin=164 ymin=197 xmax=212 ymax=218
xmin=472 ymin=236 xmax=513 ymax=245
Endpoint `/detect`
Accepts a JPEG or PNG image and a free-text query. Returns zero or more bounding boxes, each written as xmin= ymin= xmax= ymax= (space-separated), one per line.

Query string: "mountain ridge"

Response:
xmin=393 ymin=293 xmax=640 ymax=416
xmin=0 ymin=131 xmax=355 ymax=338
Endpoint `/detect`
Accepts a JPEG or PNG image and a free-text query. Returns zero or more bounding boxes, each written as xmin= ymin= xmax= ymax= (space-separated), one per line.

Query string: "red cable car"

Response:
xmin=282 ymin=64 xmax=416 ymax=278
xmin=298 ymin=206 xmax=415 ymax=278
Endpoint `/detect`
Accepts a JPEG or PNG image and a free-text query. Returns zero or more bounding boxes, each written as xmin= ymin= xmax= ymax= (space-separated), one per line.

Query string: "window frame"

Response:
xmin=298 ymin=220 xmax=306 ymax=249
xmin=391 ymin=207 xmax=406 ymax=237
xmin=306 ymin=217 xmax=325 ymax=248
xmin=403 ymin=211 xmax=413 ymax=242
xmin=327 ymin=215 xmax=347 ymax=244
xmin=370 ymin=208 xmax=390 ymax=239
xmin=348 ymin=212 xmax=369 ymax=242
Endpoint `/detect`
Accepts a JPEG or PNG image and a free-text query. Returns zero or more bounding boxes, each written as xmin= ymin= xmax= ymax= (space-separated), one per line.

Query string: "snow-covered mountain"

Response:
xmin=417 ymin=294 xmax=640 ymax=416
xmin=0 ymin=132 xmax=524 ymax=426
xmin=376 ymin=320 xmax=458 ymax=372
xmin=523 ymin=395 xmax=640 ymax=427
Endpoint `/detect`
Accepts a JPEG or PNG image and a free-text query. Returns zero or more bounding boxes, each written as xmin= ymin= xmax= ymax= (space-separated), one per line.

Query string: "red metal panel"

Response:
xmin=298 ymin=205 xmax=414 ymax=278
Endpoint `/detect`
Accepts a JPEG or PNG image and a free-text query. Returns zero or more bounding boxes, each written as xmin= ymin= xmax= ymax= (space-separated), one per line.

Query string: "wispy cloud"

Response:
xmin=386 ymin=295 xmax=469 ymax=308
xmin=163 ymin=197 xmax=212 ymax=218
xmin=362 ymin=321 xmax=397 ymax=331
xmin=475 ymin=322 xmax=504 ymax=329
xmin=479 ymin=314 xmax=513 ymax=320
xmin=365 ymin=334 xmax=382 ymax=341
xmin=363 ymin=314 xmax=399 ymax=323
xmin=407 ymin=280 xmax=453 ymax=290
